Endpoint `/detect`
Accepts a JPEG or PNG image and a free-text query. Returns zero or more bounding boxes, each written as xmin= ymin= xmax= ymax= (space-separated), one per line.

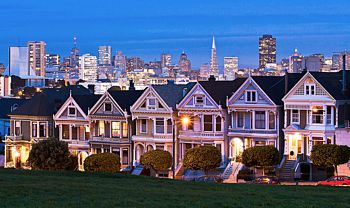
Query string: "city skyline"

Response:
xmin=1 ymin=0 xmax=350 ymax=68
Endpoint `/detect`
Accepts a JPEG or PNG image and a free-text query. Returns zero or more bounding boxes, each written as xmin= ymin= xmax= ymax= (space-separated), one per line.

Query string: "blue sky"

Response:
xmin=1 ymin=0 xmax=350 ymax=68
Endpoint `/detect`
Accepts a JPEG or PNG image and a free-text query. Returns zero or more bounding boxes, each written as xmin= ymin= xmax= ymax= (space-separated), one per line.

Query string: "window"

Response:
xmin=312 ymin=106 xmax=323 ymax=124
xmin=237 ymin=112 xmax=244 ymax=128
xmin=216 ymin=116 xmax=221 ymax=131
xmin=39 ymin=122 xmax=46 ymax=137
xmin=140 ymin=120 xmax=147 ymax=133
xmin=99 ymin=121 xmax=105 ymax=136
xmin=48 ymin=122 xmax=53 ymax=137
xmin=112 ymin=121 xmax=121 ymax=138
xmin=292 ymin=110 xmax=299 ymax=123
xmin=195 ymin=96 xmax=204 ymax=105
xmin=72 ymin=127 xmax=77 ymax=140
xmin=122 ymin=149 xmax=128 ymax=165
xmin=255 ymin=141 xmax=266 ymax=146
xmin=305 ymin=84 xmax=315 ymax=95
xmin=204 ymin=115 xmax=213 ymax=131
xmin=122 ymin=122 xmax=128 ymax=138
xmin=313 ymin=137 xmax=324 ymax=146
xmin=68 ymin=107 xmax=76 ymax=116
xmin=255 ymin=111 xmax=266 ymax=129
xmin=15 ymin=121 xmax=21 ymax=136
xmin=269 ymin=112 xmax=275 ymax=129
xmin=32 ymin=122 xmax=37 ymax=137
xmin=140 ymin=101 xmax=146 ymax=108
xmin=104 ymin=103 xmax=112 ymax=112
xmin=63 ymin=125 xmax=69 ymax=139
xmin=156 ymin=145 xmax=164 ymax=150
xmin=147 ymin=98 xmax=156 ymax=110
xmin=167 ymin=119 xmax=172 ymax=134
xmin=246 ymin=91 xmax=257 ymax=102
xmin=156 ymin=118 xmax=165 ymax=134
xmin=326 ymin=106 xmax=332 ymax=124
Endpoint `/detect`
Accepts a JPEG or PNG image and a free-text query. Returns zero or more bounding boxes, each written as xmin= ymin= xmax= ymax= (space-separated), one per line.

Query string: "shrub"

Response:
xmin=311 ymin=144 xmax=350 ymax=176
xmin=66 ymin=155 xmax=78 ymax=171
xmin=183 ymin=145 xmax=221 ymax=174
xmin=84 ymin=153 xmax=120 ymax=173
xmin=242 ymin=146 xmax=280 ymax=175
xmin=140 ymin=150 xmax=172 ymax=176
xmin=27 ymin=138 xmax=72 ymax=170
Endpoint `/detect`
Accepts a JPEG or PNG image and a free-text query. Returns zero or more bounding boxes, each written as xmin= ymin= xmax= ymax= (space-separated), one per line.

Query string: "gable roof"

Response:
xmin=72 ymin=94 xmax=101 ymax=114
xmin=107 ymin=89 xmax=145 ymax=113
xmin=252 ymin=76 xmax=287 ymax=105
xmin=199 ymin=78 xmax=246 ymax=108
xmin=0 ymin=98 xmax=27 ymax=119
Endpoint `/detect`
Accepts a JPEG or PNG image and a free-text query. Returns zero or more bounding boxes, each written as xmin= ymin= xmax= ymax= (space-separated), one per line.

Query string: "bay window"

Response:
xmin=269 ymin=112 xmax=275 ymax=129
xmin=167 ymin=119 xmax=172 ymax=134
xmin=32 ymin=122 xmax=37 ymax=137
xmin=237 ymin=112 xmax=244 ymax=128
xmin=122 ymin=122 xmax=128 ymax=138
xmin=204 ymin=115 xmax=213 ymax=131
xmin=155 ymin=118 xmax=165 ymax=134
xmin=39 ymin=122 xmax=46 ymax=137
xmin=140 ymin=119 xmax=147 ymax=133
xmin=255 ymin=111 xmax=265 ymax=129
xmin=112 ymin=121 xmax=121 ymax=138
xmin=215 ymin=116 xmax=221 ymax=131
xmin=291 ymin=110 xmax=299 ymax=123
xmin=312 ymin=106 xmax=323 ymax=124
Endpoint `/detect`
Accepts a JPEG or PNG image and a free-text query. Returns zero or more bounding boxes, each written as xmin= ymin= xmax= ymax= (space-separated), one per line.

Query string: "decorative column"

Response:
xmin=284 ymin=109 xmax=287 ymax=128
xmin=252 ymin=110 xmax=255 ymax=129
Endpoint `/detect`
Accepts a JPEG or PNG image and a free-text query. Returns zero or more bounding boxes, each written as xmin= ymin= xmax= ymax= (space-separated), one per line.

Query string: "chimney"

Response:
xmin=284 ymin=72 xmax=289 ymax=94
xmin=209 ymin=75 xmax=216 ymax=82
xmin=342 ymin=54 xmax=349 ymax=96
xmin=129 ymin=79 xmax=135 ymax=91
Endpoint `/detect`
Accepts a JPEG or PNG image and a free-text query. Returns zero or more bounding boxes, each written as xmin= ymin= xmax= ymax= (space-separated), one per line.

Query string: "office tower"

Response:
xmin=332 ymin=52 xmax=341 ymax=71
xmin=79 ymin=54 xmax=97 ymax=82
xmin=70 ymin=36 xmax=80 ymax=68
xmin=339 ymin=51 xmax=350 ymax=70
xmin=302 ymin=54 xmax=324 ymax=72
xmin=210 ymin=36 xmax=219 ymax=76
xmin=46 ymin=54 xmax=60 ymax=66
xmin=259 ymin=34 xmax=276 ymax=69
xmin=114 ymin=51 xmax=127 ymax=71
xmin=178 ymin=51 xmax=191 ymax=72
xmin=98 ymin=46 xmax=112 ymax=66
xmin=224 ymin=57 xmax=238 ymax=80
xmin=199 ymin=63 xmax=210 ymax=79
xmin=288 ymin=49 xmax=303 ymax=73
xmin=9 ymin=46 xmax=32 ymax=77
xmin=127 ymin=57 xmax=144 ymax=71
xmin=28 ymin=41 xmax=46 ymax=76
xmin=161 ymin=53 xmax=172 ymax=68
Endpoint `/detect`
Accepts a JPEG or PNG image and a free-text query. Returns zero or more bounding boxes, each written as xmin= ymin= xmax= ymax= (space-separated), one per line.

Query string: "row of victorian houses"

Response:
xmin=2 ymin=69 xmax=350 ymax=179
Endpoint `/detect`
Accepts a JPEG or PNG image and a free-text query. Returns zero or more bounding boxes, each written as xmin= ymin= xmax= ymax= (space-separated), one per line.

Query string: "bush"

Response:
xmin=66 ymin=155 xmax=78 ymax=171
xmin=237 ymin=168 xmax=254 ymax=181
xmin=140 ymin=150 xmax=172 ymax=175
xmin=183 ymin=145 xmax=221 ymax=174
xmin=242 ymin=146 xmax=280 ymax=175
xmin=27 ymin=138 xmax=72 ymax=170
xmin=84 ymin=153 xmax=120 ymax=173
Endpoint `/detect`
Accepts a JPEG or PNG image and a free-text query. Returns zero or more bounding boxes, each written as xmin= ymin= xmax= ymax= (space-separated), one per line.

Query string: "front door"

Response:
xmin=289 ymin=135 xmax=302 ymax=160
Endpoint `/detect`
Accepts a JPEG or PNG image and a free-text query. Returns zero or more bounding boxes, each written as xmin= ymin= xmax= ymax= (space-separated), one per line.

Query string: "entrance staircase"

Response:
xmin=279 ymin=160 xmax=296 ymax=181
xmin=174 ymin=162 xmax=185 ymax=179
xmin=223 ymin=162 xmax=242 ymax=183
xmin=131 ymin=165 xmax=144 ymax=175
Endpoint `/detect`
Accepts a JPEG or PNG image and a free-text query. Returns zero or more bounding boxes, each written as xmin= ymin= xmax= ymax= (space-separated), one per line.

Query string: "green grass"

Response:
xmin=0 ymin=169 xmax=349 ymax=208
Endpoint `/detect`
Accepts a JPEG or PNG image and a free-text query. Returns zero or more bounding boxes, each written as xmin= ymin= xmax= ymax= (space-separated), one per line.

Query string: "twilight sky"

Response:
xmin=1 ymin=0 xmax=350 ymax=68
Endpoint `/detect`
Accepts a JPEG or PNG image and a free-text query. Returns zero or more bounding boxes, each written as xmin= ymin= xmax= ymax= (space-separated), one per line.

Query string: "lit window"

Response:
xmin=246 ymin=91 xmax=257 ymax=102
xmin=122 ymin=122 xmax=128 ymax=138
xmin=312 ymin=106 xmax=324 ymax=124
xmin=112 ymin=121 xmax=121 ymax=138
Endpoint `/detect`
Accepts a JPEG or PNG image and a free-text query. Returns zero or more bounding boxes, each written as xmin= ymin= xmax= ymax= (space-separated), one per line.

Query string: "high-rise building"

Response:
xmin=332 ymin=52 xmax=341 ymax=71
xmin=28 ymin=41 xmax=46 ymax=76
xmin=210 ymin=36 xmax=219 ymax=76
xmin=9 ymin=46 xmax=31 ymax=77
xmin=199 ymin=63 xmax=210 ymax=79
xmin=46 ymin=54 xmax=60 ymax=66
xmin=70 ymin=36 xmax=80 ymax=68
xmin=79 ymin=54 xmax=97 ymax=82
xmin=259 ymin=34 xmax=276 ymax=69
xmin=288 ymin=49 xmax=303 ymax=73
xmin=339 ymin=51 xmax=350 ymax=70
xmin=178 ymin=51 xmax=191 ymax=72
xmin=224 ymin=57 xmax=238 ymax=80
xmin=127 ymin=57 xmax=144 ymax=71
xmin=114 ymin=51 xmax=127 ymax=71
xmin=98 ymin=46 xmax=112 ymax=66
xmin=161 ymin=53 xmax=172 ymax=68
xmin=302 ymin=54 xmax=324 ymax=72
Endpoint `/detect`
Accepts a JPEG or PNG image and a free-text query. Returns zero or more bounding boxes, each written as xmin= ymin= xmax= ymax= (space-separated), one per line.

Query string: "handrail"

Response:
xmin=292 ymin=157 xmax=300 ymax=179
xmin=221 ymin=161 xmax=232 ymax=178
xmin=278 ymin=156 xmax=286 ymax=169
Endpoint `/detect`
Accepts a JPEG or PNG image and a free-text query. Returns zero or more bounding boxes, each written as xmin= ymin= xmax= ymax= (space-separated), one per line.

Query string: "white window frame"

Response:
xmin=195 ymin=95 xmax=204 ymax=105
xmin=291 ymin=109 xmax=300 ymax=124
xmin=147 ymin=98 xmax=156 ymax=110
xmin=236 ymin=112 xmax=244 ymax=128
xmin=305 ymin=84 xmax=315 ymax=95
xmin=104 ymin=103 xmax=112 ymax=112
xmin=155 ymin=118 xmax=165 ymax=134
xmin=140 ymin=119 xmax=147 ymax=133
xmin=245 ymin=90 xmax=257 ymax=103
xmin=68 ymin=106 xmax=77 ymax=117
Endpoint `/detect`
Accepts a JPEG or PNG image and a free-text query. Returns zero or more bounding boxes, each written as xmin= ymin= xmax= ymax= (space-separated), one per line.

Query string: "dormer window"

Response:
xmin=104 ymin=103 xmax=112 ymax=112
xmin=245 ymin=90 xmax=257 ymax=103
xmin=305 ymin=84 xmax=315 ymax=95
xmin=68 ymin=107 xmax=76 ymax=117
xmin=147 ymin=98 xmax=156 ymax=110
xmin=195 ymin=95 xmax=204 ymax=105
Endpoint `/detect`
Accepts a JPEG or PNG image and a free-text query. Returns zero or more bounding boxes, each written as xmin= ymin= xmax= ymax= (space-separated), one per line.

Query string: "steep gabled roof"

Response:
xmin=199 ymin=78 xmax=246 ymax=108
xmin=72 ymin=94 xmax=101 ymax=114
xmin=0 ymin=98 xmax=27 ymax=119
xmin=107 ymin=89 xmax=145 ymax=113
xmin=252 ymin=76 xmax=286 ymax=105
xmin=152 ymin=82 xmax=196 ymax=108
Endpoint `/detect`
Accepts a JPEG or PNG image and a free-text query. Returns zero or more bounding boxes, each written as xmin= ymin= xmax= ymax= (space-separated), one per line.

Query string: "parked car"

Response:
xmin=250 ymin=176 xmax=280 ymax=185
xmin=196 ymin=175 xmax=223 ymax=183
xmin=317 ymin=176 xmax=350 ymax=186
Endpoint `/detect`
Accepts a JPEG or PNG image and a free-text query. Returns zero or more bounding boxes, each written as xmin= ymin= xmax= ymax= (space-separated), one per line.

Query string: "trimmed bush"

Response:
xmin=183 ymin=145 xmax=221 ymax=174
xmin=242 ymin=146 xmax=280 ymax=175
xmin=27 ymin=138 xmax=72 ymax=170
xmin=140 ymin=150 xmax=172 ymax=176
xmin=84 ymin=153 xmax=120 ymax=173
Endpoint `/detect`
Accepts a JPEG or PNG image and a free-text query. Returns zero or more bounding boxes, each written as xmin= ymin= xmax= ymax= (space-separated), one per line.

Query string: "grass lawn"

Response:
xmin=0 ymin=169 xmax=349 ymax=208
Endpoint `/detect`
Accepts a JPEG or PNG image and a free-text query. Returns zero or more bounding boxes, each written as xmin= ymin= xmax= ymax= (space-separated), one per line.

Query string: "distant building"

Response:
xmin=288 ymin=49 xmax=303 ymax=73
xmin=210 ymin=36 xmax=219 ymax=76
xmin=302 ymin=54 xmax=324 ymax=72
xmin=339 ymin=51 xmax=350 ymax=70
xmin=224 ymin=57 xmax=238 ymax=80
xmin=8 ymin=46 xmax=31 ymax=77
xmin=27 ymin=41 xmax=46 ymax=77
xmin=178 ymin=51 xmax=191 ymax=72
xmin=98 ymin=46 xmax=112 ymax=66
xmin=70 ymin=36 xmax=80 ymax=68
xmin=114 ymin=51 xmax=127 ymax=72
xmin=46 ymin=54 xmax=60 ymax=67
xmin=332 ymin=52 xmax=341 ymax=71
xmin=0 ymin=76 xmax=11 ymax=96
xmin=79 ymin=54 xmax=97 ymax=82
xmin=259 ymin=34 xmax=276 ymax=69
xmin=0 ymin=63 xmax=5 ymax=75
xmin=199 ymin=63 xmax=210 ymax=79
xmin=161 ymin=53 xmax=172 ymax=69
xmin=127 ymin=57 xmax=144 ymax=71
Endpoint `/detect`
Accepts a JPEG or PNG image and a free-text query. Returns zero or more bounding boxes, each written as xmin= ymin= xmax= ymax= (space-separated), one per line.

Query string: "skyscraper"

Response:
xmin=114 ymin=51 xmax=127 ymax=71
xmin=259 ymin=34 xmax=276 ymax=69
xmin=46 ymin=54 xmax=60 ymax=67
xmin=332 ymin=52 xmax=341 ymax=71
xmin=210 ymin=36 xmax=219 ymax=76
xmin=9 ymin=46 xmax=31 ymax=77
xmin=161 ymin=53 xmax=172 ymax=68
xmin=27 ymin=41 xmax=46 ymax=76
xmin=178 ymin=51 xmax=191 ymax=72
xmin=70 ymin=36 xmax=80 ymax=68
xmin=288 ymin=49 xmax=303 ymax=73
xmin=199 ymin=63 xmax=210 ymax=79
xmin=79 ymin=54 xmax=97 ymax=82
xmin=98 ymin=46 xmax=112 ymax=66
xmin=224 ymin=56 xmax=238 ymax=80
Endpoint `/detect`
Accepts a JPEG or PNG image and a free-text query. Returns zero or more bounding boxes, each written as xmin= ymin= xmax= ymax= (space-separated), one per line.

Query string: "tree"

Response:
xmin=27 ymin=138 xmax=73 ymax=170
xmin=311 ymin=144 xmax=350 ymax=176
xmin=84 ymin=153 xmax=121 ymax=173
xmin=140 ymin=150 xmax=172 ymax=177
xmin=183 ymin=146 xmax=221 ymax=175
xmin=242 ymin=146 xmax=280 ymax=176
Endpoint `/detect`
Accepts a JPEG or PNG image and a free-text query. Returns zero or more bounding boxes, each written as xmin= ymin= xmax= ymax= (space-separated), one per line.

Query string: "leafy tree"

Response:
xmin=27 ymin=138 xmax=73 ymax=170
xmin=242 ymin=146 xmax=280 ymax=175
xmin=311 ymin=144 xmax=350 ymax=176
xmin=84 ymin=153 xmax=120 ymax=173
xmin=140 ymin=149 xmax=172 ymax=177
xmin=183 ymin=146 xmax=221 ymax=175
